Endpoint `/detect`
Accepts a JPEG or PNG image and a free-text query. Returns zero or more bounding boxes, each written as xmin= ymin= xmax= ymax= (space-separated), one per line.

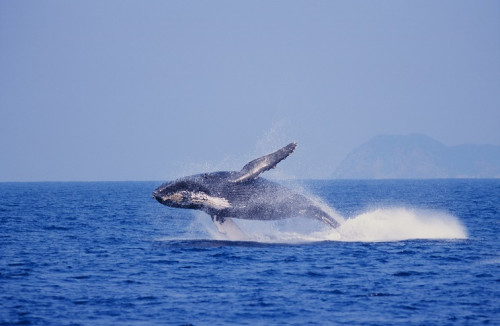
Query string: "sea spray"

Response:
xmin=191 ymin=207 xmax=468 ymax=243
xmin=337 ymin=207 xmax=468 ymax=242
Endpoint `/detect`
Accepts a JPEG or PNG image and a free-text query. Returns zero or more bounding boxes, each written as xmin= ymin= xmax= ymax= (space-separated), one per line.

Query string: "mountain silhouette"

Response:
xmin=333 ymin=134 xmax=500 ymax=179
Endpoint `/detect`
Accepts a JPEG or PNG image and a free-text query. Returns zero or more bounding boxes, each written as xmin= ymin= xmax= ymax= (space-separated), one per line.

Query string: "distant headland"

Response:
xmin=333 ymin=134 xmax=500 ymax=179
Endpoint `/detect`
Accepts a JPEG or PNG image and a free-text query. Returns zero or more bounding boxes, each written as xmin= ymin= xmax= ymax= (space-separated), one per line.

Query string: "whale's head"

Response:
xmin=152 ymin=178 xmax=207 ymax=209
xmin=152 ymin=174 xmax=231 ymax=210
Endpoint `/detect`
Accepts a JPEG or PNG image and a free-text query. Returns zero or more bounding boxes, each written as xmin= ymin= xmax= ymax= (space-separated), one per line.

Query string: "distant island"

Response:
xmin=333 ymin=134 xmax=500 ymax=179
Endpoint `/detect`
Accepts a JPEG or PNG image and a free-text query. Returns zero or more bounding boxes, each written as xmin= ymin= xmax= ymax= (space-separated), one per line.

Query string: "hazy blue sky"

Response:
xmin=1 ymin=1 xmax=499 ymax=181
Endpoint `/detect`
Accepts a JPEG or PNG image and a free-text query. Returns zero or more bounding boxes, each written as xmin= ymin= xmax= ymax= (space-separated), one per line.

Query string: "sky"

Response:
xmin=1 ymin=0 xmax=499 ymax=181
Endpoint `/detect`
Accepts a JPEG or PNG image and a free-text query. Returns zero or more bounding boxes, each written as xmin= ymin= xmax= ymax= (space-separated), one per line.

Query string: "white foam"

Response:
xmin=336 ymin=207 xmax=468 ymax=242
xmin=191 ymin=207 xmax=468 ymax=243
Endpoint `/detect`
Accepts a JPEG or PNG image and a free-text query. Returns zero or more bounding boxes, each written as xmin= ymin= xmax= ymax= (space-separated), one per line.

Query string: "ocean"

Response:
xmin=1 ymin=179 xmax=498 ymax=325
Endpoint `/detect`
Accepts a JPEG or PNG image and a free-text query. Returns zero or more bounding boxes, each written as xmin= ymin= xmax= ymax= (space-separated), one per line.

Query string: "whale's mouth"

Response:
xmin=152 ymin=191 xmax=182 ymax=205
xmin=152 ymin=190 xmax=174 ymax=205
xmin=162 ymin=193 xmax=184 ymax=203
xmin=152 ymin=194 xmax=164 ymax=204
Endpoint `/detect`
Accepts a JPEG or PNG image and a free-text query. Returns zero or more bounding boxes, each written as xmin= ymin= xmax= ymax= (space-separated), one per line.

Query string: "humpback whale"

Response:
xmin=152 ymin=142 xmax=339 ymax=237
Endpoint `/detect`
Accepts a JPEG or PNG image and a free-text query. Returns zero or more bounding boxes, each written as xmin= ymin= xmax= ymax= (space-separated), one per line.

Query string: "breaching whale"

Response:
xmin=152 ymin=142 xmax=339 ymax=237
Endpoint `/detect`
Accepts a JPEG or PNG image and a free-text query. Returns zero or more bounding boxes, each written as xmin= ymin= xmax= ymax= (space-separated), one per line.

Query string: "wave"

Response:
xmin=189 ymin=207 xmax=468 ymax=243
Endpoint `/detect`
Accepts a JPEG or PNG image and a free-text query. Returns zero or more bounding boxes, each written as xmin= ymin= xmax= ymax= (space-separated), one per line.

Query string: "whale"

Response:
xmin=152 ymin=142 xmax=339 ymax=237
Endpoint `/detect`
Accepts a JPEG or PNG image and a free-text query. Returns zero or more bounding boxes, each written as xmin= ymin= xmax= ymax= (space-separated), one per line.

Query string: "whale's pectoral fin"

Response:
xmin=211 ymin=216 xmax=249 ymax=240
xmin=230 ymin=142 xmax=297 ymax=183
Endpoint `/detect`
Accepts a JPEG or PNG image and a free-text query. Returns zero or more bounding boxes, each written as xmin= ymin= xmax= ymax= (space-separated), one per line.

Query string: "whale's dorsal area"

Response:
xmin=230 ymin=142 xmax=297 ymax=183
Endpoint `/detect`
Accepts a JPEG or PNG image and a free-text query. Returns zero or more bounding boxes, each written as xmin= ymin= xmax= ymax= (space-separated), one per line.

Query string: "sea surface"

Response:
xmin=1 ymin=179 xmax=499 ymax=325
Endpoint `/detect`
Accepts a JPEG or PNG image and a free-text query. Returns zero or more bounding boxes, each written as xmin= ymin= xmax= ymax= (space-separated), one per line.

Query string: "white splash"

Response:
xmin=336 ymin=208 xmax=468 ymax=242
xmin=192 ymin=207 xmax=468 ymax=243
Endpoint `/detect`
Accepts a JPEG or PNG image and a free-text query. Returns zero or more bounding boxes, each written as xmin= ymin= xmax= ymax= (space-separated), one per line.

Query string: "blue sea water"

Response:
xmin=0 ymin=179 xmax=499 ymax=325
